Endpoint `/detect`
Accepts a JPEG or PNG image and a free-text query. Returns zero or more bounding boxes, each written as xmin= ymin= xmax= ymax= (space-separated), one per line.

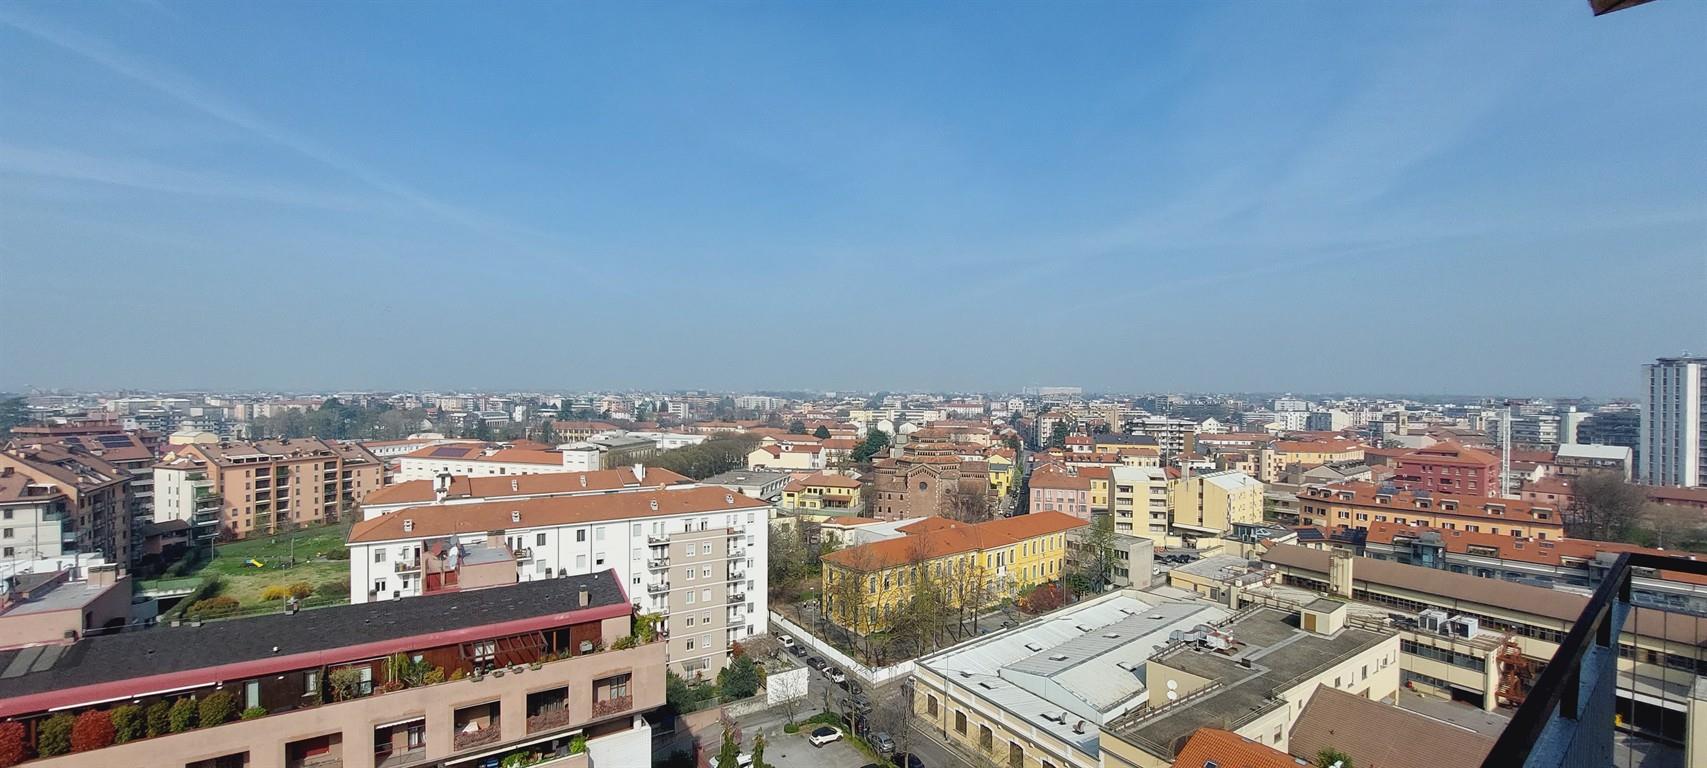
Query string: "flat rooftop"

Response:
xmin=0 ymin=579 xmax=120 ymax=619
xmin=1110 ymin=608 xmax=1392 ymax=759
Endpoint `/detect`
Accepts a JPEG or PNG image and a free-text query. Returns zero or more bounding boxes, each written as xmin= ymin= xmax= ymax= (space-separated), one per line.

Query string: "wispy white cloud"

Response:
xmin=0 ymin=145 xmax=383 ymax=212
xmin=0 ymin=7 xmax=606 ymax=282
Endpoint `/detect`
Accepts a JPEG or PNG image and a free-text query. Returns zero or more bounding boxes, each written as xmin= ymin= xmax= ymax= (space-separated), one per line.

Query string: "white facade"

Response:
xmin=624 ymin=431 xmax=707 ymax=451
xmin=1643 ymin=356 xmax=1705 ymax=487
xmin=347 ymin=497 xmax=772 ymax=656
xmin=0 ymin=491 xmax=71 ymax=563
xmin=395 ymin=454 xmax=568 ymax=482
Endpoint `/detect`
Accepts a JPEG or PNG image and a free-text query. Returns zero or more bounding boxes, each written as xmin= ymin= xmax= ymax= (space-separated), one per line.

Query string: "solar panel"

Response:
xmin=430 ymin=446 xmax=471 ymax=458
xmin=96 ymin=435 xmax=134 ymax=448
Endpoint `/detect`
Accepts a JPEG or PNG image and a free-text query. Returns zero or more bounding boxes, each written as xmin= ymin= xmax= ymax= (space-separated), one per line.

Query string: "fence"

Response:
xmin=770 ymin=612 xmax=916 ymax=686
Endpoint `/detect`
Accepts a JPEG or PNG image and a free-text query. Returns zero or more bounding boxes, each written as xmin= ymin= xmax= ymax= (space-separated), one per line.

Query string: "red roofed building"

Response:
xmin=1169 ymin=728 xmax=1304 ymax=768
xmin=1029 ymin=470 xmax=1092 ymax=520
xmin=1392 ymin=441 xmax=1500 ymax=497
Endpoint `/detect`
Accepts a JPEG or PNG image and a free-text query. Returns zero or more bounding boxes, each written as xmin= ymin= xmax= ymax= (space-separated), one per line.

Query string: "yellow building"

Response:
xmin=780 ymin=472 xmax=863 ymax=511
xmin=1258 ymin=439 xmax=1364 ymax=483
xmin=985 ymin=452 xmax=1020 ymax=498
xmin=820 ymin=512 xmax=1088 ymax=634
xmin=1168 ymin=470 xmax=1264 ymax=542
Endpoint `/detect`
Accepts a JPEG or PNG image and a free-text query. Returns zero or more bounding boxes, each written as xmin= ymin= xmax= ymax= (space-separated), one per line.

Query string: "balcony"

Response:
xmin=394 ymin=559 xmax=421 ymax=573
xmin=591 ymin=694 xmax=632 ymax=719
xmin=647 ymin=535 xmax=669 ymax=546
xmin=527 ymin=687 xmax=573 ymax=734
xmin=647 ymin=581 xmax=670 ymax=594
xmin=647 ymin=557 xmax=669 ymax=570
xmin=730 ymin=591 xmax=747 ymax=603
xmin=452 ymin=702 xmax=501 ymax=751
xmin=514 ymin=547 xmax=533 ymax=562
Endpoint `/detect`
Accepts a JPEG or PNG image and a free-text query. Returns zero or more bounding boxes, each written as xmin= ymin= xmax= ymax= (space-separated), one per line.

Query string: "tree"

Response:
xmin=713 ymin=727 xmax=740 ymax=768
xmin=788 ymin=419 xmax=808 ymax=435
xmin=1069 ymin=514 xmax=1116 ymax=596
xmin=37 ymin=713 xmax=73 ymax=757
xmin=537 ymin=420 xmax=560 ymax=446
xmin=0 ymin=721 xmax=23 ymax=768
xmin=768 ymin=526 xmax=810 ymax=600
xmin=144 ymin=701 xmax=171 ymax=737
xmin=0 ymin=397 xmax=26 ymax=439
xmin=1569 ymin=472 xmax=1647 ymax=542
xmin=814 ymin=425 xmax=832 ymax=440
xmin=717 ymin=655 xmax=761 ymax=701
xmin=1645 ymin=503 xmax=1705 ymax=551
xmin=1316 ymin=747 xmax=1354 ymax=768
xmin=645 ymin=433 xmax=763 ymax=479
xmin=751 ymin=734 xmax=768 ymax=768
xmin=943 ymin=483 xmax=993 ymax=523
xmin=109 ymin=704 xmax=144 ymax=744
xmin=851 ymin=430 xmax=891 ymax=464
xmin=70 ymin=710 xmax=115 ymax=752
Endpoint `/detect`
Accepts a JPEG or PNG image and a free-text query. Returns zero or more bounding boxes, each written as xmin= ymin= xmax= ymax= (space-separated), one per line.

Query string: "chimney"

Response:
xmin=403 ymin=519 xmax=414 ymax=532
xmin=1329 ymin=550 xmax=1354 ymax=598
xmin=434 ymin=472 xmax=452 ymax=503
xmin=510 ymin=478 xmax=519 ymax=492
xmin=634 ymin=463 xmax=645 ymax=483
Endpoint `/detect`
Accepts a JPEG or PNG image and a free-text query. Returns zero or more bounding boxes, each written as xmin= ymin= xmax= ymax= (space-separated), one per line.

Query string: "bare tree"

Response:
xmin=946 ymin=553 xmax=994 ymax=638
xmin=944 ymin=482 xmax=994 ymax=523
xmin=1569 ymin=472 xmax=1647 ymax=542
xmin=1645 ymin=503 xmax=1703 ymax=551
xmin=825 ymin=548 xmax=878 ymax=654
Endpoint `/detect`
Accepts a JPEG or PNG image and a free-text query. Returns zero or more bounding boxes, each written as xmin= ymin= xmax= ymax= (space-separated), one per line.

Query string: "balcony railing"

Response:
xmin=514 ymin=547 xmax=533 ymax=561
xmin=647 ymin=557 xmax=669 ymax=569
xmin=394 ymin=560 xmax=421 ymax=573
xmin=374 ymin=746 xmax=425 ymax=768
xmin=1481 ymin=551 xmax=1707 ymax=768
xmin=647 ymin=581 xmax=670 ymax=594
xmin=590 ymin=695 xmax=632 ymax=718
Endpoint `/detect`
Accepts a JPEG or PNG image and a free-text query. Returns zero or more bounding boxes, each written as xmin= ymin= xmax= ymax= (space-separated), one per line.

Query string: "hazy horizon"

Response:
xmin=3 ymin=2 xmax=1703 ymax=395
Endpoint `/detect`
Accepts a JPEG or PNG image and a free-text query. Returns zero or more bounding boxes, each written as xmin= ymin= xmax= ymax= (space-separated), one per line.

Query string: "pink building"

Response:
xmin=1029 ymin=470 xmax=1092 ymax=519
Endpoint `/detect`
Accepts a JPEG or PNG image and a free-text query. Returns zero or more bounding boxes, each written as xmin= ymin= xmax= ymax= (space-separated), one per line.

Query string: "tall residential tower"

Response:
xmin=1642 ymin=356 xmax=1705 ymax=487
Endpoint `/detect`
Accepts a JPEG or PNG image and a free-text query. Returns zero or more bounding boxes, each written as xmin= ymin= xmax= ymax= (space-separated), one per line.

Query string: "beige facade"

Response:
xmin=177 ymin=439 xmax=383 ymax=537
xmin=661 ymin=527 xmax=741 ymax=678
xmin=26 ymin=641 xmax=664 ymax=768
xmin=1166 ymin=470 xmax=1263 ymax=543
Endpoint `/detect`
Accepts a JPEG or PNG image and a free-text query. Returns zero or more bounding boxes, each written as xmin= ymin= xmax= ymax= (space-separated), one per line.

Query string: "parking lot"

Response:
xmin=760 ymin=728 xmax=878 ymax=768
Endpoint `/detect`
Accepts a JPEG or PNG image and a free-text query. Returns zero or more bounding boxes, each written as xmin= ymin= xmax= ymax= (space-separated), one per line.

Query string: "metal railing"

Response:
xmin=1481 ymin=551 xmax=1707 ymax=768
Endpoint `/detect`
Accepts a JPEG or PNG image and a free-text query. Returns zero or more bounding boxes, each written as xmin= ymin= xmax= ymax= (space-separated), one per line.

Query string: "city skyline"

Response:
xmin=3 ymin=2 xmax=1704 ymax=394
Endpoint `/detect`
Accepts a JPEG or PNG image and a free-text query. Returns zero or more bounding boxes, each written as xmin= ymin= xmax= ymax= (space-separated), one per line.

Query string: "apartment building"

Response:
xmin=0 ymin=468 xmax=76 ymax=565
xmin=43 ymin=433 xmax=155 ymax=540
xmin=1552 ymin=443 xmax=1634 ymax=480
xmin=1109 ymin=465 xmax=1170 ymax=538
xmin=1166 ymin=470 xmax=1263 ymax=545
xmin=1391 ymin=442 xmax=1501 ymax=498
xmin=395 ymin=444 xmax=574 ymax=482
xmin=163 ymin=439 xmax=384 ymax=538
xmin=1029 ymin=469 xmax=1092 ymax=520
xmin=744 ymin=439 xmax=825 ymax=471
xmin=910 ymin=590 xmax=1400 ymax=768
xmin=1297 ymin=481 xmax=1565 ymax=540
xmin=359 ymin=465 xmax=691 ymax=518
xmin=1119 ymin=417 xmax=1197 ymax=455
xmin=819 ymin=512 xmax=1086 ymax=634
xmin=1643 ymin=356 xmax=1706 ymax=487
xmin=1257 ymin=439 xmax=1365 ymax=484
xmin=345 ymin=485 xmax=770 ymax=677
xmin=779 ymin=472 xmax=863 ymax=512
xmin=0 ymin=444 xmax=132 ymax=566
xmin=0 ymin=574 xmax=662 ymax=768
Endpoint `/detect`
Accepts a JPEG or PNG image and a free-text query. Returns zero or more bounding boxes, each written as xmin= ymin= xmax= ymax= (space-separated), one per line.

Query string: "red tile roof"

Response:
xmin=822 ymin=512 xmax=1087 ymax=571
xmin=362 ymin=467 xmax=691 ymax=506
xmin=348 ymin=485 xmax=768 ymax=543
xmin=1397 ymin=441 xmax=1499 ymax=467
xmin=1170 ymin=728 xmax=1304 ymax=768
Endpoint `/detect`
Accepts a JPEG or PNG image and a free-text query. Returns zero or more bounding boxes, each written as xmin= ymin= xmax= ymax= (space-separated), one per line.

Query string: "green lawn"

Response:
xmin=145 ymin=523 xmax=353 ymax=609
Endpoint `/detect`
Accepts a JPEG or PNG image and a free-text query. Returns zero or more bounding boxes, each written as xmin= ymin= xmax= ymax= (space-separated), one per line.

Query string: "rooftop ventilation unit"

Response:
xmin=511 ymin=511 xmax=521 ymax=523
xmin=1048 ymin=654 xmax=1069 ymax=661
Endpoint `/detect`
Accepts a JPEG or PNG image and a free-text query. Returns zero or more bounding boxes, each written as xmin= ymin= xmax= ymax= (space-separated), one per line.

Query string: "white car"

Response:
xmin=807 ymin=725 xmax=842 ymax=747
xmin=709 ymin=752 xmax=753 ymax=768
xmin=826 ymin=668 xmax=847 ymax=684
xmin=778 ymin=635 xmax=796 ymax=648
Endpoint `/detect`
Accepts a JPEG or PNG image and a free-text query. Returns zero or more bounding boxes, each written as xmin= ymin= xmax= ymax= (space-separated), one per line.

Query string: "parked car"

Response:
xmin=826 ymin=667 xmax=847 ymax=684
xmin=787 ymin=642 xmax=807 ymax=657
xmin=848 ymin=695 xmax=873 ymax=714
xmin=873 ymin=731 xmax=895 ymax=754
xmin=806 ymin=656 xmax=826 ymax=671
xmin=843 ymin=680 xmax=862 ymax=695
xmin=710 ymin=752 xmax=753 ymax=768
xmin=891 ymin=752 xmax=926 ymax=768
xmin=778 ymin=634 xmax=796 ymax=648
xmin=808 ymin=725 xmax=842 ymax=747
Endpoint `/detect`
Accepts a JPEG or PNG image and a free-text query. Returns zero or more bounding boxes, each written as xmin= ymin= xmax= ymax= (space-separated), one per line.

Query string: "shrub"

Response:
xmin=782 ymin=723 xmax=799 ymax=734
xmin=38 ymin=713 xmax=74 ymax=756
xmin=316 ymin=579 xmax=349 ymax=598
xmin=0 ymin=721 xmax=25 ymax=768
xmin=450 ymin=667 xmax=467 ymax=681
xmin=109 ymin=704 xmax=144 ymax=744
xmin=423 ymin=667 xmax=446 ymax=685
xmin=324 ymin=547 xmax=350 ymax=561
xmin=729 ymin=640 xmax=745 ymax=659
xmin=240 ymin=706 xmax=268 ymax=721
xmin=569 ymin=734 xmax=588 ymax=754
xmin=611 ymin=635 xmax=637 ymax=650
xmin=288 ymin=581 xmax=314 ymax=599
xmin=168 ymin=698 xmax=198 ymax=733
xmin=259 ymin=585 xmax=291 ymax=601
xmin=198 ymin=690 xmax=236 ymax=726
xmin=186 ymin=595 xmax=240 ymax=621
xmin=330 ymin=667 xmax=366 ymax=701
xmin=70 ymin=710 xmax=115 ymax=752
xmin=716 ymin=655 xmax=760 ymax=702
xmin=145 ymin=701 xmax=171 ymax=737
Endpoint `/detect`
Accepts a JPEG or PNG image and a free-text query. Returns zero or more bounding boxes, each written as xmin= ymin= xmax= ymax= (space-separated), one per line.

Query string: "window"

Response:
xmin=305 ymin=670 xmax=320 ymax=696
xmin=927 ymin=695 xmax=939 ymax=716
xmin=955 ymin=711 xmax=967 ymax=734
xmin=686 ymin=638 xmax=696 ymax=651
xmin=373 ymin=549 xmax=386 ymax=563
xmin=687 ymin=591 xmax=696 ymax=604
xmin=576 ymin=529 xmax=587 ymax=542
xmin=702 ymin=543 xmax=712 ymax=554
xmin=703 ymin=566 xmax=712 ymax=578
xmin=702 ymin=588 xmax=710 ymax=601
xmin=687 ymin=568 xmax=695 ymax=581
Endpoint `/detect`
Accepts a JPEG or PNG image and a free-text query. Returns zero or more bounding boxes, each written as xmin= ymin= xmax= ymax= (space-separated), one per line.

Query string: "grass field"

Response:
xmin=144 ymin=522 xmax=353 ymax=609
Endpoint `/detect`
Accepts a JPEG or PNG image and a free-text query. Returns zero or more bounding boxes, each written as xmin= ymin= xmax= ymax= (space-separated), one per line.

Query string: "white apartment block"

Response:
xmin=1643 ymin=356 xmax=1705 ymax=487
xmin=1110 ymin=465 xmax=1171 ymax=538
xmin=346 ymin=485 xmax=771 ymax=677
xmin=0 ymin=469 xmax=73 ymax=563
xmin=359 ymin=465 xmax=691 ymax=519
xmin=394 ymin=444 xmax=572 ymax=482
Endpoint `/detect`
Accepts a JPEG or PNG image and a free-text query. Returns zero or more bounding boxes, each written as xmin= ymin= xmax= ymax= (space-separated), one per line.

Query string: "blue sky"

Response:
xmin=2 ymin=1 xmax=1702 ymax=396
